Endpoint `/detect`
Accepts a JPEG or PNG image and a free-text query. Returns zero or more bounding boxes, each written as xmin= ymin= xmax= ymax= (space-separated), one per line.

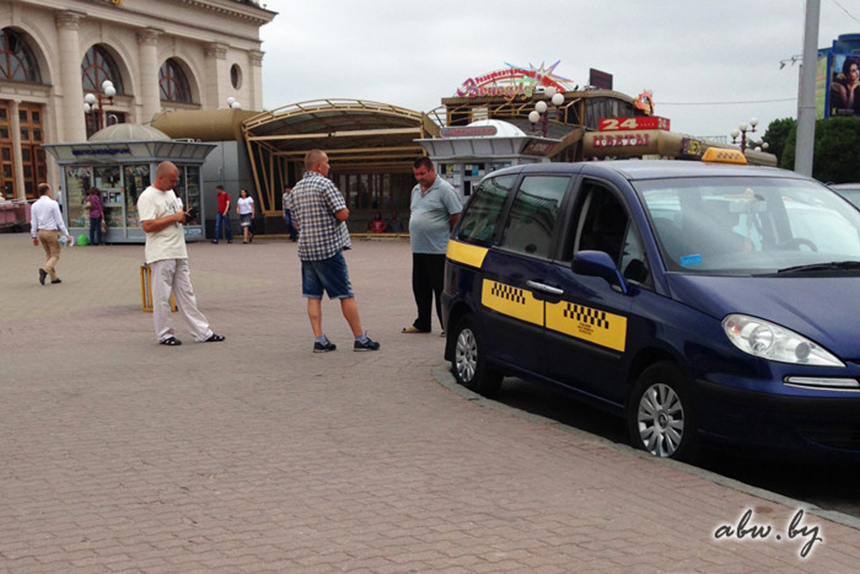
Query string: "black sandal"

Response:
xmin=160 ymin=336 xmax=182 ymax=346
xmin=204 ymin=333 xmax=225 ymax=342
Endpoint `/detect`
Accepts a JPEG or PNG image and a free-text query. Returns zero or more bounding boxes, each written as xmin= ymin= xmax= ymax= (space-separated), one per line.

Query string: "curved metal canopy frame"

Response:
xmin=242 ymin=99 xmax=441 ymax=215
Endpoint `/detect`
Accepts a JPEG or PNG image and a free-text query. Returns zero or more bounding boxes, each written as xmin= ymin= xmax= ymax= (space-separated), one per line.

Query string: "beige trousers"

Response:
xmin=38 ymin=230 xmax=61 ymax=281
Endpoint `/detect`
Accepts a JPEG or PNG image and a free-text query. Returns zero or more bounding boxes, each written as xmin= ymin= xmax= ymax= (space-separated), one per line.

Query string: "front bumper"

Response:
xmin=696 ymin=377 xmax=860 ymax=458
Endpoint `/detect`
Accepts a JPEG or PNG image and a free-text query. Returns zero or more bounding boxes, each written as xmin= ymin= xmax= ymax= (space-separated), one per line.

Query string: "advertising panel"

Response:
xmin=829 ymin=52 xmax=860 ymax=117
xmin=816 ymin=52 xmax=828 ymax=120
xmin=589 ymin=68 xmax=613 ymax=91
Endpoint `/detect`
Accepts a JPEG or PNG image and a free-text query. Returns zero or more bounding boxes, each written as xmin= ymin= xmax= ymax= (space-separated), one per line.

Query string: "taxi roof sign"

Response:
xmin=701 ymin=148 xmax=747 ymax=165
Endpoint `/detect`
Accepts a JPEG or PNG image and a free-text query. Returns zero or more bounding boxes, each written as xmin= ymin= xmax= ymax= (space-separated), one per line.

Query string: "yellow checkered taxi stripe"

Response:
xmin=480 ymin=277 xmax=628 ymax=352
xmin=546 ymin=301 xmax=627 ymax=352
xmin=482 ymin=280 xmax=544 ymax=326
xmin=446 ymin=240 xmax=489 ymax=269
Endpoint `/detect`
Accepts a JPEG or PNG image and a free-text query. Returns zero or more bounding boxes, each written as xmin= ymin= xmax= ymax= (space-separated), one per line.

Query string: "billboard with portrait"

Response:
xmin=829 ymin=52 xmax=860 ymax=118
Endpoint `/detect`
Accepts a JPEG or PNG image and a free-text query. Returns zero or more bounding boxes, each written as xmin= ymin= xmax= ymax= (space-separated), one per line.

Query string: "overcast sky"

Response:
xmin=259 ymin=1 xmax=858 ymax=141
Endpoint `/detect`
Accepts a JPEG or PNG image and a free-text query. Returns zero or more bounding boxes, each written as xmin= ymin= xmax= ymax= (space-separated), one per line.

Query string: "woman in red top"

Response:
xmin=85 ymin=187 xmax=105 ymax=245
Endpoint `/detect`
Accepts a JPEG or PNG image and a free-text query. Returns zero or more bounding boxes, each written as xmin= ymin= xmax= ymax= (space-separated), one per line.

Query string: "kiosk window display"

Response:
xmin=43 ymin=124 xmax=215 ymax=243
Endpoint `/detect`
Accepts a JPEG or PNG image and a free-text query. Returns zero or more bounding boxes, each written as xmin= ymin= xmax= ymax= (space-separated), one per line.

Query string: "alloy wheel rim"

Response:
xmin=637 ymin=383 xmax=684 ymax=457
xmin=455 ymin=328 xmax=477 ymax=383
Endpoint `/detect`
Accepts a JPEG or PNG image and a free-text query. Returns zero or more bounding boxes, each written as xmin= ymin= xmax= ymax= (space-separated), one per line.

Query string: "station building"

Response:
xmin=0 ymin=0 xmax=275 ymax=203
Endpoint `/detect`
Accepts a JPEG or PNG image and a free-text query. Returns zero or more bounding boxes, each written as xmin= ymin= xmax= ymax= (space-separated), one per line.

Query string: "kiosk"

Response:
xmin=43 ymin=124 xmax=216 ymax=243
xmin=415 ymin=119 xmax=560 ymax=202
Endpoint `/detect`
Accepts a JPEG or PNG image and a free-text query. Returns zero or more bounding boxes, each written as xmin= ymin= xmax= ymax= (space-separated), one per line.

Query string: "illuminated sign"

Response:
xmin=522 ymin=140 xmax=556 ymax=156
xmin=71 ymin=146 xmax=132 ymax=157
xmin=589 ymin=68 xmax=613 ymax=90
xmin=635 ymin=91 xmax=655 ymax=116
xmin=456 ymin=60 xmax=574 ymax=102
xmin=591 ymin=133 xmax=651 ymax=149
xmin=680 ymin=138 xmax=705 ymax=159
xmin=599 ymin=117 xmax=670 ymax=131
xmin=441 ymin=126 xmax=498 ymax=138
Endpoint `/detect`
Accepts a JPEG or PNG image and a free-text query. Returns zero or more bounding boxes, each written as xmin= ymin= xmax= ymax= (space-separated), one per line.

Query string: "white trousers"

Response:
xmin=150 ymin=258 xmax=213 ymax=343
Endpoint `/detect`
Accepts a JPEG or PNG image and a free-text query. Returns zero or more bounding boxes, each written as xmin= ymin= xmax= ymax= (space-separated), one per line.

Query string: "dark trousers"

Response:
xmin=89 ymin=216 xmax=103 ymax=246
xmin=411 ymin=253 xmax=446 ymax=332
xmin=215 ymin=212 xmax=232 ymax=242
xmin=285 ymin=209 xmax=297 ymax=241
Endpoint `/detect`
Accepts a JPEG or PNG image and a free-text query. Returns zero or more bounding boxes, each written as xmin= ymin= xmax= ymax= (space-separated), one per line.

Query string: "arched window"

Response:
xmin=81 ymin=45 xmax=124 ymax=94
xmin=0 ymin=28 xmax=41 ymax=83
xmin=159 ymin=59 xmax=192 ymax=103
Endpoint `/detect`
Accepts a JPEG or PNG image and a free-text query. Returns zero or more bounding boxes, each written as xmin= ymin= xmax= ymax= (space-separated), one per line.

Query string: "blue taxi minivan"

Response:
xmin=442 ymin=151 xmax=860 ymax=460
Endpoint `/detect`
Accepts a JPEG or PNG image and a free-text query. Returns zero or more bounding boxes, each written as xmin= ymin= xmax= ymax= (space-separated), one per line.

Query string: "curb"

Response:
xmin=431 ymin=365 xmax=860 ymax=532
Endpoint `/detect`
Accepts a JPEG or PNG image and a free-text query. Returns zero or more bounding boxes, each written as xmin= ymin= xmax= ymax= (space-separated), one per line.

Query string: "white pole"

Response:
xmin=795 ymin=0 xmax=820 ymax=176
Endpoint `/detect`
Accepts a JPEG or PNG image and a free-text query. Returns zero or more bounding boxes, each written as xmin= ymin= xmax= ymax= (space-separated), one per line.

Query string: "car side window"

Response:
xmin=574 ymin=183 xmax=652 ymax=287
xmin=498 ymin=176 xmax=569 ymax=258
xmin=456 ymin=175 xmax=515 ymax=246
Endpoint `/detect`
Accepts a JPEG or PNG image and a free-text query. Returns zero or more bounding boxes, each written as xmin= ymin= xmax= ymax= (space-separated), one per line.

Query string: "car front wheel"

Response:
xmin=627 ymin=362 xmax=697 ymax=461
xmin=451 ymin=315 xmax=502 ymax=397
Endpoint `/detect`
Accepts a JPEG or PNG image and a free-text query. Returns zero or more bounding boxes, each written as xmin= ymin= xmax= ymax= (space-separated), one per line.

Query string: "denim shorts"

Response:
xmin=301 ymin=251 xmax=354 ymax=299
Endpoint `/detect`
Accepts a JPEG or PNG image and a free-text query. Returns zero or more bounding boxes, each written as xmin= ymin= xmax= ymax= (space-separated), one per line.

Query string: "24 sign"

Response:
xmin=599 ymin=117 xmax=670 ymax=132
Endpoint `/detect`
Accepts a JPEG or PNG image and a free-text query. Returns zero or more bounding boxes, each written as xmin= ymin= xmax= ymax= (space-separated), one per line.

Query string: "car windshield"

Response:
xmin=635 ymin=176 xmax=860 ymax=274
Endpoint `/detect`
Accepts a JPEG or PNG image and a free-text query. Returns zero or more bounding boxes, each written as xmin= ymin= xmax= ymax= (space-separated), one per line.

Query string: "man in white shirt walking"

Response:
xmin=30 ymin=183 xmax=71 ymax=285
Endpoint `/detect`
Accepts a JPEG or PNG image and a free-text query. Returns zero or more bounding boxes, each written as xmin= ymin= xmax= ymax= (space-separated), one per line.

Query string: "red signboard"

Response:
xmin=441 ymin=126 xmax=498 ymax=138
xmin=598 ymin=117 xmax=670 ymax=132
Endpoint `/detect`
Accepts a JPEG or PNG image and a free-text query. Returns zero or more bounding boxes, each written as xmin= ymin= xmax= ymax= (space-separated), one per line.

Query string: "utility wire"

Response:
xmin=832 ymin=0 xmax=860 ymax=25
xmin=660 ymin=98 xmax=797 ymax=106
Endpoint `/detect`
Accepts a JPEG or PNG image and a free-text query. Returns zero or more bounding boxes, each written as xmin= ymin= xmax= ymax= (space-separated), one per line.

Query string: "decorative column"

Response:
xmin=9 ymin=100 xmax=24 ymax=200
xmin=248 ymin=50 xmax=264 ymax=111
xmin=137 ymin=27 xmax=163 ymax=125
xmin=204 ymin=42 xmax=228 ymax=109
xmin=55 ymin=10 xmax=87 ymax=143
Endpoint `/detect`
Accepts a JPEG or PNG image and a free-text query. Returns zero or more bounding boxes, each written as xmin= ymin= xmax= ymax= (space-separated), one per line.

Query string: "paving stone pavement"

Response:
xmin=1 ymin=232 xmax=859 ymax=573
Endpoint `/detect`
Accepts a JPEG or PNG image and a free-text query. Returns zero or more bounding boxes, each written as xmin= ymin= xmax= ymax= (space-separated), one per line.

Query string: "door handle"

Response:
xmin=526 ymin=280 xmax=564 ymax=296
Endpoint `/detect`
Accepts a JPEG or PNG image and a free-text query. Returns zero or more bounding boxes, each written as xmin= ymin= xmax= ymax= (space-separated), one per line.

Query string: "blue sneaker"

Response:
xmin=354 ymin=336 xmax=380 ymax=352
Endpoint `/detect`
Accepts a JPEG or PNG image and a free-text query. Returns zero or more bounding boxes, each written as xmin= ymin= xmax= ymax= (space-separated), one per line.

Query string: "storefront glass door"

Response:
xmin=123 ymin=164 xmax=150 ymax=228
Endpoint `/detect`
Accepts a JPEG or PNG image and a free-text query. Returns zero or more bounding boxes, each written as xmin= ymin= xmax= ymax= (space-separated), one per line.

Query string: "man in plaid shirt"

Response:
xmin=290 ymin=149 xmax=380 ymax=353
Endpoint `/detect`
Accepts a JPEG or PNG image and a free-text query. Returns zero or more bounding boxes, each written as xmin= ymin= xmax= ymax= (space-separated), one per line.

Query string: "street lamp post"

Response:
xmin=83 ymin=80 xmax=117 ymax=132
xmin=528 ymin=87 xmax=565 ymax=137
xmin=730 ymin=118 xmax=769 ymax=153
xmin=226 ymin=96 xmax=242 ymax=110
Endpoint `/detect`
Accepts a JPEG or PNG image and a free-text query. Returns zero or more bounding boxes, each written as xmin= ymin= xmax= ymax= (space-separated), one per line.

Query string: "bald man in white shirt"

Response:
xmin=30 ymin=183 xmax=72 ymax=285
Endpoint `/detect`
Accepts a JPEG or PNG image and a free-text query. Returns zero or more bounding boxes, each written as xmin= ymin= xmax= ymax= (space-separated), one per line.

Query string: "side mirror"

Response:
xmin=573 ymin=250 xmax=628 ymax=295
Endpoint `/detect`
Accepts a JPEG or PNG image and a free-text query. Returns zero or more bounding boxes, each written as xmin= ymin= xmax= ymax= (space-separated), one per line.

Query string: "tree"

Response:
xmin=780 ymin=117 xmax=860 ymax=182
xmin=762 ymin=117 xmax=796 ymax=166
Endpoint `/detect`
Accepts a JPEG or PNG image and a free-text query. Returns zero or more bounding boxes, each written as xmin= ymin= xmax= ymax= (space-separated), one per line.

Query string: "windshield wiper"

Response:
xmin=777 ymin=261 xmax=860 ymax=274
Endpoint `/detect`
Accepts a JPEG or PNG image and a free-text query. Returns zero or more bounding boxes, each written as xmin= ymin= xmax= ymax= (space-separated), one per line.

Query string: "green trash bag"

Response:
xmin=76 ymin=234 xmax=89 ymax=246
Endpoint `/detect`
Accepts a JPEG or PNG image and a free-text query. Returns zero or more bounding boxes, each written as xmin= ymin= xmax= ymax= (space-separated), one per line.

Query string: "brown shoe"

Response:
xmin=402 ymin=325 xmax=430 ymax=334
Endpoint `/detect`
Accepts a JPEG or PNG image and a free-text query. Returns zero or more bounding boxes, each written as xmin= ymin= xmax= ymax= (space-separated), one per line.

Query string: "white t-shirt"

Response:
xmin=137 ymin=185 xmax=187 ymax=264
xmin=237 ymin=196 xmax=254 ymax=215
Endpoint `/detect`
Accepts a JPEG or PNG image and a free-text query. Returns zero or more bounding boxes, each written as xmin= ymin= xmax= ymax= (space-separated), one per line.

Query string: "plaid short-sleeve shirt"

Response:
xmin=291 ymin=171 xmax=351 ymax=261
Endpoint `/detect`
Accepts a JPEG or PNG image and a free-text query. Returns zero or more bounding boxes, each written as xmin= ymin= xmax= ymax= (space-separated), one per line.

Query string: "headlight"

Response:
xmin=722 ymin=314 xmax=844 ymax=367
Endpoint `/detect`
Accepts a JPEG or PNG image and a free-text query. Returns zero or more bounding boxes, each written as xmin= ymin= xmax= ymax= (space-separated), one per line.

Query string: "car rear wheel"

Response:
xmin=451 ymin=315 xmax=502 ymax=397
xmin=627 ymin=362 xmax=697 ymax=461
